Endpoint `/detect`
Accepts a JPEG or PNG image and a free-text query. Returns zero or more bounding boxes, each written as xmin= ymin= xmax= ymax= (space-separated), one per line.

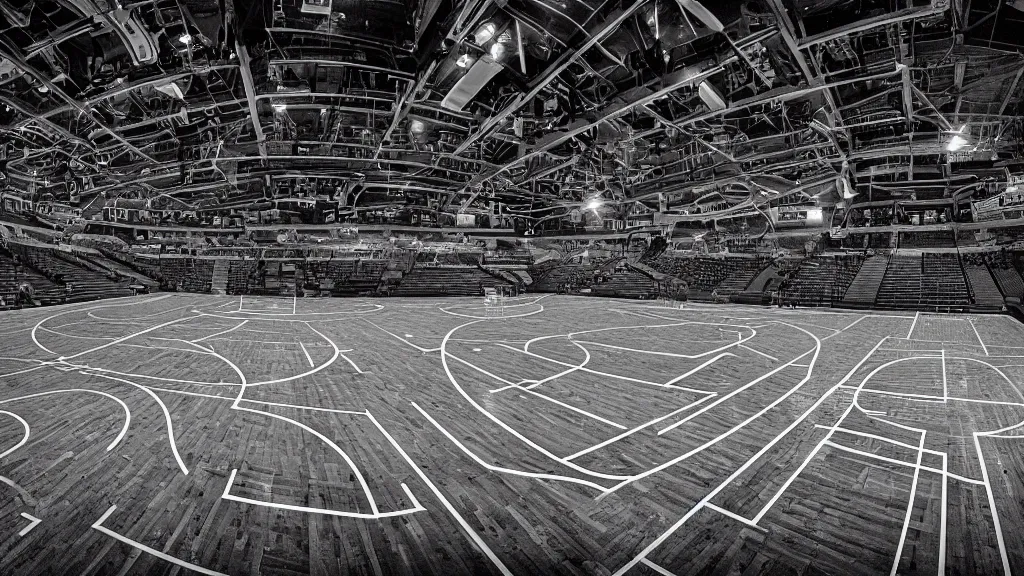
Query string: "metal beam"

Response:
xmin=453 ymin=0 xmax=651 ymax=155
xmin=472 ymin=66 xmax=900 ymax=188
xmin=0 ymin=96 xmax=94 ymax=149
xmin=0 ymin=41 xmax=157 ymax=164
xmin=374 ymin=61 xmax=437 ymax=159
xmin=798 ymin=5 xmax=949 ymax=48
xmin=226 ymin=0 xmax=267 ymax=158
xmin=762 ymin=1 xmax=848 ymax=154
xmin=998 ymin=64 xmax=1024 ymax=115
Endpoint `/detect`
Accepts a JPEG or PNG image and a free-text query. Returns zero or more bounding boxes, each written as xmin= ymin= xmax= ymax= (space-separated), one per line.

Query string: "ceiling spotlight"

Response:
xmin=586 ymin=198 xmax=603 ymax=211
xmin=489 ymin=42 xmax=505 ymax=61
xmin=474 ymin=22 xmax=496 ymax=45
xmin=409 ymin=119 xmax=426 ymax=134
xmin=272 ymin=103 xmax=287 ymax=112
xmin=456 ymin=54 xmax=473 ymax=68
xmin=179 ymin=33 xmax=191 ymax=45
xmin=947 ymin=135 xmax=967 ymax=152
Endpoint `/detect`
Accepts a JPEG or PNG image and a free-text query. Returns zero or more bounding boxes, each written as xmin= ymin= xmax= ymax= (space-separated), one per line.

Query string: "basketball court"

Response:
xmin=0 ymin=294 xmax=1022 ymax=575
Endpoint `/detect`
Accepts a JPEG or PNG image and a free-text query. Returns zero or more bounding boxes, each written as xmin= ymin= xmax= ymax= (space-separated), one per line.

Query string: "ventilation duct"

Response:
xmin=441 ymin=54 xmax=504 ymax=111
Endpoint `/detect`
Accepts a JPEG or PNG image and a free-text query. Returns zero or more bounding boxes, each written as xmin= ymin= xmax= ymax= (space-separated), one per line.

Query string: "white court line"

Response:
xmin=38 ymin=326 xmax=114 ymax=340
xmin=495 ymin=343 xmax=710 ymax=395
xmin=604 ymin=322 xmax=823 ymax=496
xmin=939 ymin=453 xmax=948 ymax=575
xmin=751 ymin=398 xmax=861 ymax=524
xmin=663 ymin=353 xmax=735 ymax=386
xmin=299 ymin=342 xmax=314 ymax=368
xmin=890 ymin=433 xmax=926 ymax=576
xmin=239 ymin=398 xmax=365 ymax=415
xmin=192 ymin=320 xmax=248 ymax=343
xmin=30 ymin=295 xmax=175 ymax=356
xmin=84 ymin=372 xmax=187 ymax=473
xmin=820 ymin=441 xmax=982 ymax=485
xmin=87 ymin=302 xmax=197 ymax=322
xmin=439 ymin=320 xmax=631 ymax=481
xmin=363 ymin=319 xmax=440 ymax=353
xmin=907 ymin=312 xmax=919 ymax=339
xmin=92 ymin=505 xmax=227 ymax=576
xmin=942 ymin=349 xmax=948 ymax=400
xmin=292 ymin=295 xmax=297 ymax=315
xmin=657 ymin=349 xmax=812 ymax=436
xmin=640 ymin=558 xmax=678 ymax=576
xmin=0 ymin=365 xmax=46 ymax=379
xmin=969 ymin=319 xmax=989 ymax=356
xmin=411 ymin=402 xmax=610 ymax=492
xmin=705 ymin=503 xmax=765 ymax=531
xmin=0 ymin=388 xmax=129 ymax=451
xmin=610 ymin=335 xmax=883 ymax=576
xmin=221 ymin=469 xmax=425 ymax=518
xmin=0 ymin=410 xmax=30 ymax=459
xmin=974 ymin=433 xmax=1011 ymax=575
xmin=447 ymin=349 xmax=627 ymax=429
xmin=145 ymin=387 xmax=234 ymax=401
xmin=338 ymin=351 xmax=363 ymax=374
xmin=564 ymin=395 xmax=716 ymax=461
xmin=364 ymin=411 xmax=514 ymax=576
xmin=232 ymin=404 xmax=378 ymax=515
xmin=17 ymin=513 xmax=40 ymax=537
xmin=521 ymin=340 xmax=591 ymax=391
xmin=516 ymin=387 xmax=627 ymax=430
xmin=739 ymin=344 xmax=778 ymax=362
xmin=59 ymin=315 xmax=198 ymax=361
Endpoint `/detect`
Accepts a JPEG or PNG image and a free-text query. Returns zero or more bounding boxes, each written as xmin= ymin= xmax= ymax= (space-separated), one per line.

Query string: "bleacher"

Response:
xmin=785 ymin=255 xmax=865 ymax=306
xmin=10 ymin=244 xmax=134 ymax=303
xmin=317 ymin=259 xmax=384 ymax=296
xmin=920 ymin=253 xmax=971 ymax=307
xmin=876 ymin=254 xmax=971 ymax=309
xmin=227 ymin=260 xmax=261 ymax=295
xmin=963 ymin=266 xmax=1004 ymax=308
xmin=528 ymin=262 xmax=596 ymax=293
xmin=158 ymin=258 xmax=215 ymax=293
xmin=646 ymin=255 xmax=769 ymax=296
xmin=985 ymin=252 xmax=1024 ymax=301
xmin=393 ymin=265 xmax=511 ymax=296
xmin=590 ymin=269 xmax=659 ymax=299
xmin=0 ymin=253 xmax=61 ymax=307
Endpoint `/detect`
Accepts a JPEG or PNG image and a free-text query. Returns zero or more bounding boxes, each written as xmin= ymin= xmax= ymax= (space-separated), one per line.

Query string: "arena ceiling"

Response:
xmin=0 ymin=0 xmax=1023 ymax=233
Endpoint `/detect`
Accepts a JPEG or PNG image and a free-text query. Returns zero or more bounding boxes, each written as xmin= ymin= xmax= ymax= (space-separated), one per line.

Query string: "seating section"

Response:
xmin=590 ymin=269 xmax=659 ymax=299
xmin=785 ymin=256 xmax=865 ymax=306
xmin=964 ymin=265 xmax=1004 ymax=308
xmin=528 ymin=263 xmax=596 ymax=292
xmin=982 ymin=252 xmax=1024 ymax=301
xmin=0 ymin=253 xmax=61 ymax=306
xmin=9 ymin=244 xmax=133 ymax=303
xmin=393 ymin=265 xmax=511 ymax=296
xmin=646 ymin=256 xmax=769 ymax=295
xmin=899 ymin=231 xmax=956 ymax=249
xmin=876 ymin=254 xmax=970 ymax=309
xmin=921 ymin=254 xmax=971 ymax=307
xmin=993 ymin=266 xmax=1024 ymax=300
xmin=227 ymin=260 xmax=261 ymax=294
xmin=843 ymin=255 xmax=889 ymax=305
xmin=158 ymin=259 xmax=215 ymax=293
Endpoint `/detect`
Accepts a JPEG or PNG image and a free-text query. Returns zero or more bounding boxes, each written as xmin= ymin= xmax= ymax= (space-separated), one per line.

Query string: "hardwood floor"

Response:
xmin=0 ymin=294 xmax=1022 ymax=575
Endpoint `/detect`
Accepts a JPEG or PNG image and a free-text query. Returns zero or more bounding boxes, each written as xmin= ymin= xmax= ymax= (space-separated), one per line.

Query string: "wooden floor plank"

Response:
xmin=0 ymin=295 xmax=1021 ymax=574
